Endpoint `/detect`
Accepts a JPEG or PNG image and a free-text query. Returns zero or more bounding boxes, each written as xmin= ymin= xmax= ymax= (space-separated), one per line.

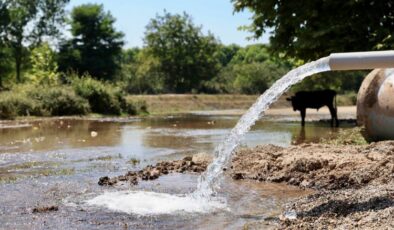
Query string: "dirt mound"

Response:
xmin=98 ymin=141 xmax=394 ymax=229
xmin=98 ymin=155 xmax=209 ymax=186
xmin=230 ymin=142 xmax=394 ymax=229
xmin=231 ymin=142 xmax=394 ymax=190
xmin=280 ymin=182 xmax=394 ymax=229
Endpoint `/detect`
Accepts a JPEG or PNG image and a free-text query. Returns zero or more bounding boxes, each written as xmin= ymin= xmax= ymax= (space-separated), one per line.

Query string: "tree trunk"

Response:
xmin=14 ymin=34 xmax=23 ymax=83
xmin=15 ymin=45 xmax=22 ymax=83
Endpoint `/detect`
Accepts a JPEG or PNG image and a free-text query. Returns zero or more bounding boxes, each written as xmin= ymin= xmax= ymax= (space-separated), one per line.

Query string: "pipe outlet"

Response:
xmin=329 ymin=51 xmax=394 ymax=71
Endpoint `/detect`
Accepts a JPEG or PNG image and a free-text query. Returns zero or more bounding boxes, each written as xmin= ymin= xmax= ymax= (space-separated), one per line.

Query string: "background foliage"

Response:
xmin=0 ymin=1 xmax=390 ymax=117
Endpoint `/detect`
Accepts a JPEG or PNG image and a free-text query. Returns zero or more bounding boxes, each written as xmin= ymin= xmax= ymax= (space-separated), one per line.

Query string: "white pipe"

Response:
xmin=329 ymin=50 xmax=394 ymax=70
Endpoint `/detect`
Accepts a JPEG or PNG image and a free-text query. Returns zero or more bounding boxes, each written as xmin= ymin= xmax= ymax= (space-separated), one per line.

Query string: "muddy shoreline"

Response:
xmin=103 ymin=141 xmax=394 ymax=229
xmin=232 ymin=142 xmax=394 ymax=229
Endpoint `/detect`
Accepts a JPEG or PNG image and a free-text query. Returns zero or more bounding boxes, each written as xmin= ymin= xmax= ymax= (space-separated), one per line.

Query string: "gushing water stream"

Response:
xmin=194 ymin=57 xmax=331 ymax=199
xmin=87 ymin=57 xmax=331 ymax=215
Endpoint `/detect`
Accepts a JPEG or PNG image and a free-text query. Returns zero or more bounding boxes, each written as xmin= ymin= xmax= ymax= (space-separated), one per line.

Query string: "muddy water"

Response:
xmin=0 ymin=114 xmax=353 ymax=229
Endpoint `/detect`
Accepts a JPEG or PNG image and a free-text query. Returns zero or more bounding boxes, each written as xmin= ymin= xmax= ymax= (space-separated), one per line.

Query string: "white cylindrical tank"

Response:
xmin=357 ymin=68 xmax=394 ymax=140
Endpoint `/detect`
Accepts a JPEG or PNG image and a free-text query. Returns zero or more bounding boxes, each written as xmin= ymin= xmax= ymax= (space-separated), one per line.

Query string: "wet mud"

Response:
xmin=98 ymin=154 xmax=210 ymax=186
xmin=230 ymin=141 xmax=394 ymax=229
xmin=105 ymin=141 xmax=394 ymax=229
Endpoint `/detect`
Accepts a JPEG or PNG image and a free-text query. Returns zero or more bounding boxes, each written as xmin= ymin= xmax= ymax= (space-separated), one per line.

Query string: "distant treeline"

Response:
xmin=0 ymin=1 xmax=368 ymax=98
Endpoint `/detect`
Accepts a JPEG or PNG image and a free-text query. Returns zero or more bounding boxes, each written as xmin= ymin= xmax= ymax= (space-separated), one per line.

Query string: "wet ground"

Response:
xmin=229 ymin=142 xmax=394 ymax=229
xmin=0 ymin=111 xmax=355 ymax=229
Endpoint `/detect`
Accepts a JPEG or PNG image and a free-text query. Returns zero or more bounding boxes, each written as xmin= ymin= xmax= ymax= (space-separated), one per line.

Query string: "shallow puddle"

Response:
xmin=0 ymin=113 xmax=351 ymax=229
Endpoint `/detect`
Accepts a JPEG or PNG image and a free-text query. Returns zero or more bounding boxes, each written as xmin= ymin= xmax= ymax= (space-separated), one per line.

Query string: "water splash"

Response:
xmin=86 ymin=191 xmax=227 ymax=215
xmin=194 ymin=57 xmax=331 ymax=198
xmin=85 ymin=57 xmax=330 ymax=215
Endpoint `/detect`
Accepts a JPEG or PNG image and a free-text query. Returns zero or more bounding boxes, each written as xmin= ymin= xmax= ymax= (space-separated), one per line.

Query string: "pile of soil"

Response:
xmin=98 ymin=153 xmax=209 ymax=186
xmin=230 ymin=142 xmax=394 ymax=190
xmin=230 ymin=141 xmax=394 ymax=229
xmin=279 ymin=182 xmax=394 ymax=229
xmin=100 ymin=141 xmax=394 ymax=229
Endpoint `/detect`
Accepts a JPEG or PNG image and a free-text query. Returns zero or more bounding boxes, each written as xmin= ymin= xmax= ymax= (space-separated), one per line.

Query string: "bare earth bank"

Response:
xmin=232 ymin=142 xmax=394 ymax=229
xmin=104 ymin=141 xmax=394 ymax=229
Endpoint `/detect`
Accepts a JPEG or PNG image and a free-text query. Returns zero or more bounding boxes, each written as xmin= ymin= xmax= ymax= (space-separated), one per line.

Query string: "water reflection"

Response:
xmin=0 ymin=114 xmax=354 ymax=229
xmin=0 ymin=120 xmax=122 ymax=153
xmin=0 ymin=115 xmax=353 ymax=157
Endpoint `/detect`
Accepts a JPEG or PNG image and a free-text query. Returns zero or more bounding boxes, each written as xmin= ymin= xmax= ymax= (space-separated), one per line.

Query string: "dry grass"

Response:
xmin=128 ymin=94 xmax=293 ymax=114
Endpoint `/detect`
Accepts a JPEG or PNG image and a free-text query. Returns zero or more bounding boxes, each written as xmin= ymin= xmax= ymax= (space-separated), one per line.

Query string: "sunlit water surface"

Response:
xmin=0 ymin=112 xmax=354 ymax=229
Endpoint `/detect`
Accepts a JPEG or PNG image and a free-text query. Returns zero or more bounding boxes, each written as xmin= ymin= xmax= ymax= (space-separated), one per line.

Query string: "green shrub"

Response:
xmin=124 ymin=99 xmax=148 ymax=115
xmin=0 ymin=79 xmax=148 ymax=119
xmin=0 ymin=97 xmax=17 ymax=119
xmin=232 ymin=62 xmax=288 ymax=94
xmin=0 ymin=91 xmax=44 ymax=119
xmin=72 ymin=77 xmax=123 ymax=115
xmin=122 ymin=100 xmax=137 ymax=115
xmin=28 ymin=86 xmax=90 ymax=116
xmin=0 ymin=84 xmax=90 ymax=119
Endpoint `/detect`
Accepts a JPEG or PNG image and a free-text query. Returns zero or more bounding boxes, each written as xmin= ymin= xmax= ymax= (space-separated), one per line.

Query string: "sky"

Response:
xmin=67 ymin=0 xmax=270 ymax=48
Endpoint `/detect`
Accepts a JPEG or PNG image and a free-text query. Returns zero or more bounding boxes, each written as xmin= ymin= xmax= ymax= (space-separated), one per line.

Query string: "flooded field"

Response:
xmin=0 ymin=112 xmax=355 ymax=229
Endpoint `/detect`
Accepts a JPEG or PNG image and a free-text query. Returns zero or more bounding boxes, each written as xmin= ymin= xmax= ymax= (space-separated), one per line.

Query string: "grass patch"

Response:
xmin=0 ymin=163 xmax=75 ymax=184
xmin=0 ymin=174 xmax=19 ymax=184
xmin=128 ymin=94 xmax=259 ymax=114
xmin=127 ymin=158 xmax=140 ymax=166
xmin=336 ymin=92 xmax=358 ymax=106
xmin=41 ymin=168 xmax=75 ymax=176
xmin=320 ymin=127 xmax=368 ymax=145
xmin=89 ymin=155 xmax=114 ymax=161
xmin=2 ymin=161 xmax=61 ymax=171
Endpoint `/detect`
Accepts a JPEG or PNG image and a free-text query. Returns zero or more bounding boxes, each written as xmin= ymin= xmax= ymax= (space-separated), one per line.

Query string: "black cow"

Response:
xmin=286 ymin=90 xmax=338 ymax=127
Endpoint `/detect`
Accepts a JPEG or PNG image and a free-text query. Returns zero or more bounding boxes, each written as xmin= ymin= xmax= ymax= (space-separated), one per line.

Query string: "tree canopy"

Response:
xmin=233 ymin=0 xmax=394 ymax=61
xmin=0 ymin=0 xmax=69 ymax=82
xmin=58 ymin=3 xmax=124 ymax=80
xmin=142 ymin=12 xmax=221 ymax=93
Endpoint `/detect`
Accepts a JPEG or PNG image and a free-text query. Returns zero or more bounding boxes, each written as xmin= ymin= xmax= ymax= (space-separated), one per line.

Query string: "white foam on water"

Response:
xmin=86 ymin=190 xmax=227 ymax=215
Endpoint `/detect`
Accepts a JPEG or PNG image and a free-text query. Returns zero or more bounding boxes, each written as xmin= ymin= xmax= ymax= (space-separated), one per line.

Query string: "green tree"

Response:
xmin=1 ymin=0 xmax=69 ymax=82
xmin=230 ymin=44 xmax=270 ymax=64
xmin=143 ymin=12 xmax=221 ymax=93
xmin=216 ymin=44 xmax=240 ymax=67
xmin=232 ymin=61 xmax=288 ymax=94
xmin=58 ymin=4 xmax=124 ymax=80
xmin=233 ymin=0 xmax=394 ymax=61
xmin=204 ymin=44 xmax=291 ymax=94
xmin=0 ymin=1 xmax=10 ymax=88
xmin=27 ymin=43 xmax=59 ymax=85
xmin=292 ymin=71 xmax=367 ymax=93
xmin=132 ymin=49 xmax=165 ymax=94
xmin=0 ymin=47 xmax=12 ymax=89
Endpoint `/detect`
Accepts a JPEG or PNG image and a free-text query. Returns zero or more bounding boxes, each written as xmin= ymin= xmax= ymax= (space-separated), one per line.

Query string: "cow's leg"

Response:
xmin=328 ymin=105 xmax=339 ymax=127
xmin=300 ymin=108 xmax=306 ymax=126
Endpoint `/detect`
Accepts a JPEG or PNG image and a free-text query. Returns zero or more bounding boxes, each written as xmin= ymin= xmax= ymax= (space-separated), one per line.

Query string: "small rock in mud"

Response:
xmin=98 ymin=176 xmax=117 ymax=186
xmin=32 ymin=205 xmax=58 ymax=213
